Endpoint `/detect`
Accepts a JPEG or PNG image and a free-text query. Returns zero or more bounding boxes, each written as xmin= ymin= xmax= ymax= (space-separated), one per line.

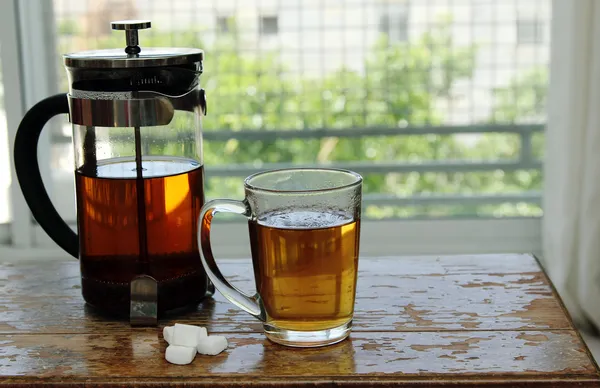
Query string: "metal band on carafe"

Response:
xmin=67 ymin=88 xmax=206 ymax=127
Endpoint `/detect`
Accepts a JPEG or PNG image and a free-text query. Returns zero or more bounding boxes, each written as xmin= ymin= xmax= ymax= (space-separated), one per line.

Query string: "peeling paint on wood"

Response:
xmin=0 ymin=331 xmax=595 ymax=377
xmin=0 ymin=254 xmax=599 ymax=387
xmin=0 ymin=257 xmax=571 ymax=334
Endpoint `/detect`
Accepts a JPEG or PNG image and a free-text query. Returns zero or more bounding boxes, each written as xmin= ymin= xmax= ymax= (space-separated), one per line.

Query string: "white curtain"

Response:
xmin=544 ymin=0 xmax=600 ymax=329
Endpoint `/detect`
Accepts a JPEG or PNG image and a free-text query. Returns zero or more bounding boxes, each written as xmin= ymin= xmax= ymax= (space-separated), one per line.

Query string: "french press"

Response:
xmin=13 ymin=20 xmax=213 ymax=325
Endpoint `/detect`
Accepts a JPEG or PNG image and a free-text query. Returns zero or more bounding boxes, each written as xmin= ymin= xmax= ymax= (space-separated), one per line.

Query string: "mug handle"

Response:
xmin=198 ymin=199 xmax=266 ymax=322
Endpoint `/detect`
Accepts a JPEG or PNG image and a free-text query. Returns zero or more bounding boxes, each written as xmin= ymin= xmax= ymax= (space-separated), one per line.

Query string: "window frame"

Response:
xmin=0 ymin=0 xmax=34 ymax=248
xmin=0 ymin=0 xmax=60 ymax=248
xmin=0 ymin=0 xmax=544 ymax=259
xmin=0 ymin=217 xmax=542 ymax=261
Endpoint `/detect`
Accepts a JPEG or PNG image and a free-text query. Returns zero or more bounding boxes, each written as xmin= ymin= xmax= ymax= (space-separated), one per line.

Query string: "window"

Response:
xmin=1 ymin=0 xmax=551 ymax=257
xmin=216 ymin=16 xmax=230 ymax=34
xmin=259 ymin=15 xmax=278 ymax=36
xmin=378 ymin=4 xmax=409 ymax=43
xmin=517 ymin=19 xmax=544 ymax=45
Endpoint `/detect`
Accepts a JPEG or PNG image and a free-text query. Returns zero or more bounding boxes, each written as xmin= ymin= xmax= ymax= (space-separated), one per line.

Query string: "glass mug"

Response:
xmin=198 ymin=168 xmax=362 ymax=347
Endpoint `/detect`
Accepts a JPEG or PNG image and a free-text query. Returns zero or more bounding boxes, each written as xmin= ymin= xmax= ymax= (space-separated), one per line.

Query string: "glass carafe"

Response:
xmin=13 ymin=20 xmax=212 ymax=325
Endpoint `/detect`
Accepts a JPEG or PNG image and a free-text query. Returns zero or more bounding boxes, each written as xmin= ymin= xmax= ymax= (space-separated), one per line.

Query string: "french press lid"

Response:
xmin=63 ymin=20 xmax=206 ymax=127
xmin=63 ymin=20 xmax=203 ymax=69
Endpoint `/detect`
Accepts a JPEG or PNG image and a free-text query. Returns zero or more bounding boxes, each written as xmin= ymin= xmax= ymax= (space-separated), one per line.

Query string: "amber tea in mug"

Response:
xmin=199 ymin=168 xmax=362 ymax=347
xmin=249 ymin=210 xmax=359 ymax=332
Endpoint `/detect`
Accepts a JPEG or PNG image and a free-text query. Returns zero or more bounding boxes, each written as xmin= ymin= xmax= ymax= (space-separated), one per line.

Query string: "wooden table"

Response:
xmin=1 ymin=254 xmax=599 ymax=387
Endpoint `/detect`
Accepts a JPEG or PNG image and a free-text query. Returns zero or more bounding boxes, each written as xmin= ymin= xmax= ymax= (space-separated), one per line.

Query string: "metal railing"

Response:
xmin=52 ymin=123 xmax=544 ymax=209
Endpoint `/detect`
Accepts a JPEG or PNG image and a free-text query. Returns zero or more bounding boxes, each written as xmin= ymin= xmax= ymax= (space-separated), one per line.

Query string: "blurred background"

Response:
xmin=0 ymin=0 xmax=550 ymax=228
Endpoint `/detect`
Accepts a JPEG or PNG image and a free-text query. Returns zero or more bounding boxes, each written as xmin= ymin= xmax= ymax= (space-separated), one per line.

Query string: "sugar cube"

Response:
xmin=197 ymin=336 xmax=228 ymax=356
xmin=197 ymin=326 xmax=208 ymax=342
xmin=172 ymin=323 xmax=201 ymax=347
xmin=165 ymin=345 xmax=197 ymax=365
xmin=163 ymin=326 xmax=174 ymax=344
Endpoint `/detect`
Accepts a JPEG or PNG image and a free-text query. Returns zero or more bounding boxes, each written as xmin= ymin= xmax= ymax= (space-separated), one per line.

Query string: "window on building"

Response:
xmin=378 ymin=4 xmax=409 ymax=43
xmin=216 ymin=15 xmax=230 ymax=34
xmin=259 ymin=15 xmax=278 ymax=36
xmin=517 ymin=19 xmax=544 ymax=45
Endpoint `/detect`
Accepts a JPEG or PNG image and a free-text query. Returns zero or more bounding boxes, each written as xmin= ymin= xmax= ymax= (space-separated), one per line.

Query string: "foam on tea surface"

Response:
xmin=257 ymin=209 xmax=354 ymax=230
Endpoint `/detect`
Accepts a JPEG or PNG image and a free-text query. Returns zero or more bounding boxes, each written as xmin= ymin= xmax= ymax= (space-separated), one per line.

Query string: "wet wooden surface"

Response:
xmin=1 ymin=254 xmax=599 ymax=387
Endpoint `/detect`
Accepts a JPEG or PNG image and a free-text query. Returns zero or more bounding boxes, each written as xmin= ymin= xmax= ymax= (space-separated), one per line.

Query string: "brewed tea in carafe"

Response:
xmin=75 ymin=157 xmax=206 ymax=316
xmin=14 ymin=20 xmax=212 ymax=324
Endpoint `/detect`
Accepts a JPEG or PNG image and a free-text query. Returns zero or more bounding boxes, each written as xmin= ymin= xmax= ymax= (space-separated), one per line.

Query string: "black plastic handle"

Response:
xmin=14 ymin=93 xmax=79 ymax=258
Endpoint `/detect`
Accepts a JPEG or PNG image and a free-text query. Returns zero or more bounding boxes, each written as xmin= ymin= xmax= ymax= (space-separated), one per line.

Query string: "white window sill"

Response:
xmin=0 ymin=218 xmax=542 ymax=262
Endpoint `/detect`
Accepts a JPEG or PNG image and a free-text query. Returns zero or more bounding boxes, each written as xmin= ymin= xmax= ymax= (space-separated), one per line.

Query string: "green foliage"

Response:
xmin=196 ymin=22 xmax=484 ymax=211
xmin=57 ymin=20 xmax=548 ymax=218
xmin=57 ymin=19 xmax=79 ymax=36
xmin=465 ymin=67 xmax=549 ymax=212
xmin=491 ymin=68 xmax=548 ymax=124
